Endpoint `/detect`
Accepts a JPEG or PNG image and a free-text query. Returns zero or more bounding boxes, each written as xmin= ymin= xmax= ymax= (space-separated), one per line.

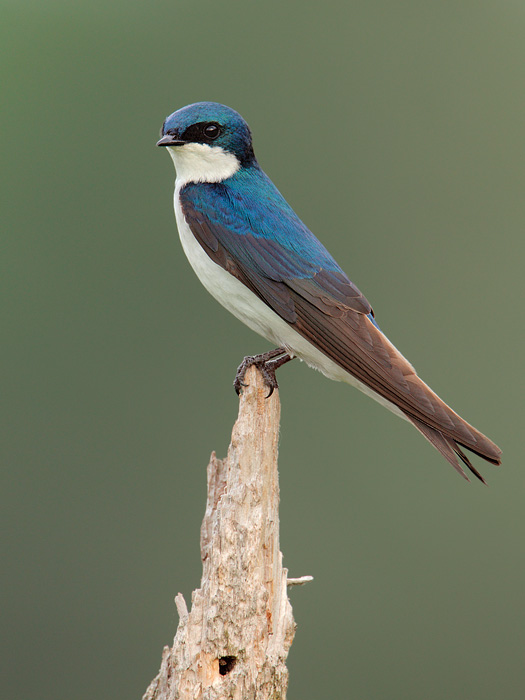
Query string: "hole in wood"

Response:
xmin=218 ymin=656 xmax=237 ymax=676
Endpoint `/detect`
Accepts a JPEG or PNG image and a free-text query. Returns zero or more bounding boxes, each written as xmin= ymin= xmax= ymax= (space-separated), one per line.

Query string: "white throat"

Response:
xmin=167 ymin=142 xmax=240 ymax=187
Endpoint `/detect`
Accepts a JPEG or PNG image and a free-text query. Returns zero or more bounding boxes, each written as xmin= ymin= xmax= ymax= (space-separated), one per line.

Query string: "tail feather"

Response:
xmin=408 ymin=415 xmax=488 ymax=484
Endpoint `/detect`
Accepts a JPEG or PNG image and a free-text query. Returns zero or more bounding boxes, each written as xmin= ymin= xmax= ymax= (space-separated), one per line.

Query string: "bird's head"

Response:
xmin=157 ymin=102 xmax=255 ymax=184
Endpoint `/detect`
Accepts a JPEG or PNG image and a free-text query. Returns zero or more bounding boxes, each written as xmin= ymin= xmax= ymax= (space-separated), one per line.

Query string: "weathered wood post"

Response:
xmin=143 ymin=366 xmax=311 ymax=700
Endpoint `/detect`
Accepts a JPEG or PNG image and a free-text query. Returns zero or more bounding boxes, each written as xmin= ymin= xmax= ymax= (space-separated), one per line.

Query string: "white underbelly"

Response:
xmin=173 ymin=188 xmax=405 ymax=419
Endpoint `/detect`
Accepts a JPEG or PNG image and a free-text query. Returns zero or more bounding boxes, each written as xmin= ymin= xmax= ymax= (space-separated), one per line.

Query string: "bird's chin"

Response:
xmin=167 ymin=142 xmax=240 ymax=185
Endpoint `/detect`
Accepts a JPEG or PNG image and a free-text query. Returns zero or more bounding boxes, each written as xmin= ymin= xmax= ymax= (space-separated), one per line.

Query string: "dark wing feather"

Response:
xmin=288 ymin=287 xmax=501 ymax=475
xmin=180 ymin=184 xmax=501 ymax=478
xmin=184 ymin=183 xmax=372 ymax=315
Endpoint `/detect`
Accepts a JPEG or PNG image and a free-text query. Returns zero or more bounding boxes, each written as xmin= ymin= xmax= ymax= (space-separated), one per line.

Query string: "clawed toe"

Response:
xmin=233 ymin=347 xmax=293 ymax=397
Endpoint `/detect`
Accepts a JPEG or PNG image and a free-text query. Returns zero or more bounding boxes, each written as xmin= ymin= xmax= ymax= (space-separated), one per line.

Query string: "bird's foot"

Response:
xmin=234 ymin=347 xmax=294 ymax=397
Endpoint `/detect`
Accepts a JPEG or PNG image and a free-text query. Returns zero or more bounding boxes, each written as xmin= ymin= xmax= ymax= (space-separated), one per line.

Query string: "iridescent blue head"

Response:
xmin=157 ymin=102 xmax=255 ymax=167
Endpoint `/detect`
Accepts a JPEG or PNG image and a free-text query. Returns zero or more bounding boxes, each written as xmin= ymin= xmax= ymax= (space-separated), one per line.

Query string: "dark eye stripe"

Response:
xmin=180 ymin=121 xmax=222 ymax=143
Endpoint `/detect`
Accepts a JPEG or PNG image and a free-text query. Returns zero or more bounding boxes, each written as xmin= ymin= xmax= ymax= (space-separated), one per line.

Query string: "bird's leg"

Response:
xmin=234 ymin=347 xmax=295 ymax=397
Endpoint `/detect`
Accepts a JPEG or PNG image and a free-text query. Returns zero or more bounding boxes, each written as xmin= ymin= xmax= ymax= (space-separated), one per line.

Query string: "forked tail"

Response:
xmin=408 ymin=414 xmax=502 ymax=484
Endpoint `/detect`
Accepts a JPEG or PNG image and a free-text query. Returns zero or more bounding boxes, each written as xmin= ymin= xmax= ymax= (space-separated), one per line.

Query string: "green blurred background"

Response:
xmin=2 ymin=1 xmax=524 ymax=698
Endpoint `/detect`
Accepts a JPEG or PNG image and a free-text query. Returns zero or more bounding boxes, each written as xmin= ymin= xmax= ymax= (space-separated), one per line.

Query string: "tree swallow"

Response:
xmin=157 ymin=101 xmax=501 ymax=483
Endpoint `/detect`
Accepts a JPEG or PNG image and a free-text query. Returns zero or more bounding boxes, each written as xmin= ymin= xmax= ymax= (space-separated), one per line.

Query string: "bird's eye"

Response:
xmin=203 ymin=123 xmax=221 ymax=140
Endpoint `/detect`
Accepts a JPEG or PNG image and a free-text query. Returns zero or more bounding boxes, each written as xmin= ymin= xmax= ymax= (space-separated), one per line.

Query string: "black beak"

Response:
xmin=156 ymin=134 xmax=186 ymax=147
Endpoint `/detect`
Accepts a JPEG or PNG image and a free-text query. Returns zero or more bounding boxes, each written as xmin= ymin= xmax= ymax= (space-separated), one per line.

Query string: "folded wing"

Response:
xmin=180 ymin=182 xmax=502 ymax=481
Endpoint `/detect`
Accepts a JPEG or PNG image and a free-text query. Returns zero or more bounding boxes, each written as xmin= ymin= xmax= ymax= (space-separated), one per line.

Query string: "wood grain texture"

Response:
xmin=143 ymin=366 xmax=299 ymax=700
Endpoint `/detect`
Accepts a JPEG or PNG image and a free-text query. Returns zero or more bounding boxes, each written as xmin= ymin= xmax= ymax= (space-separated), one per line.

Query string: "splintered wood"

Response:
xmin=144 ymin=366 xmax=302 ymax=700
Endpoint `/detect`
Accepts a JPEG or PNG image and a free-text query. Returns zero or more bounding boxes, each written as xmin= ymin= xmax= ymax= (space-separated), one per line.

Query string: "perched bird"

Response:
xmin=157 ymin=101 xmax=501 ymax=483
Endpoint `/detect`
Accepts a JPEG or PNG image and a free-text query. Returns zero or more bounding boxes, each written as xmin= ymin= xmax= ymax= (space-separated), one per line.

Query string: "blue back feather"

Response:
xmin=183 ymin=164 xmax=345 ymax=276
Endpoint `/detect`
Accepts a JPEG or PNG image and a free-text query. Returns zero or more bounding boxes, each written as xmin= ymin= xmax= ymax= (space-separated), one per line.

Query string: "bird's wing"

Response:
xmin=180 ymin=182 xmax=501 ymax=479
xmin=179 ymin=181 xmax=373 ymax=321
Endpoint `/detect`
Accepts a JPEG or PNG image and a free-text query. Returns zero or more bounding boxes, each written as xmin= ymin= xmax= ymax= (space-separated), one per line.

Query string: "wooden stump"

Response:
xmin=144 ymin=366 xmax=310 ymax=700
